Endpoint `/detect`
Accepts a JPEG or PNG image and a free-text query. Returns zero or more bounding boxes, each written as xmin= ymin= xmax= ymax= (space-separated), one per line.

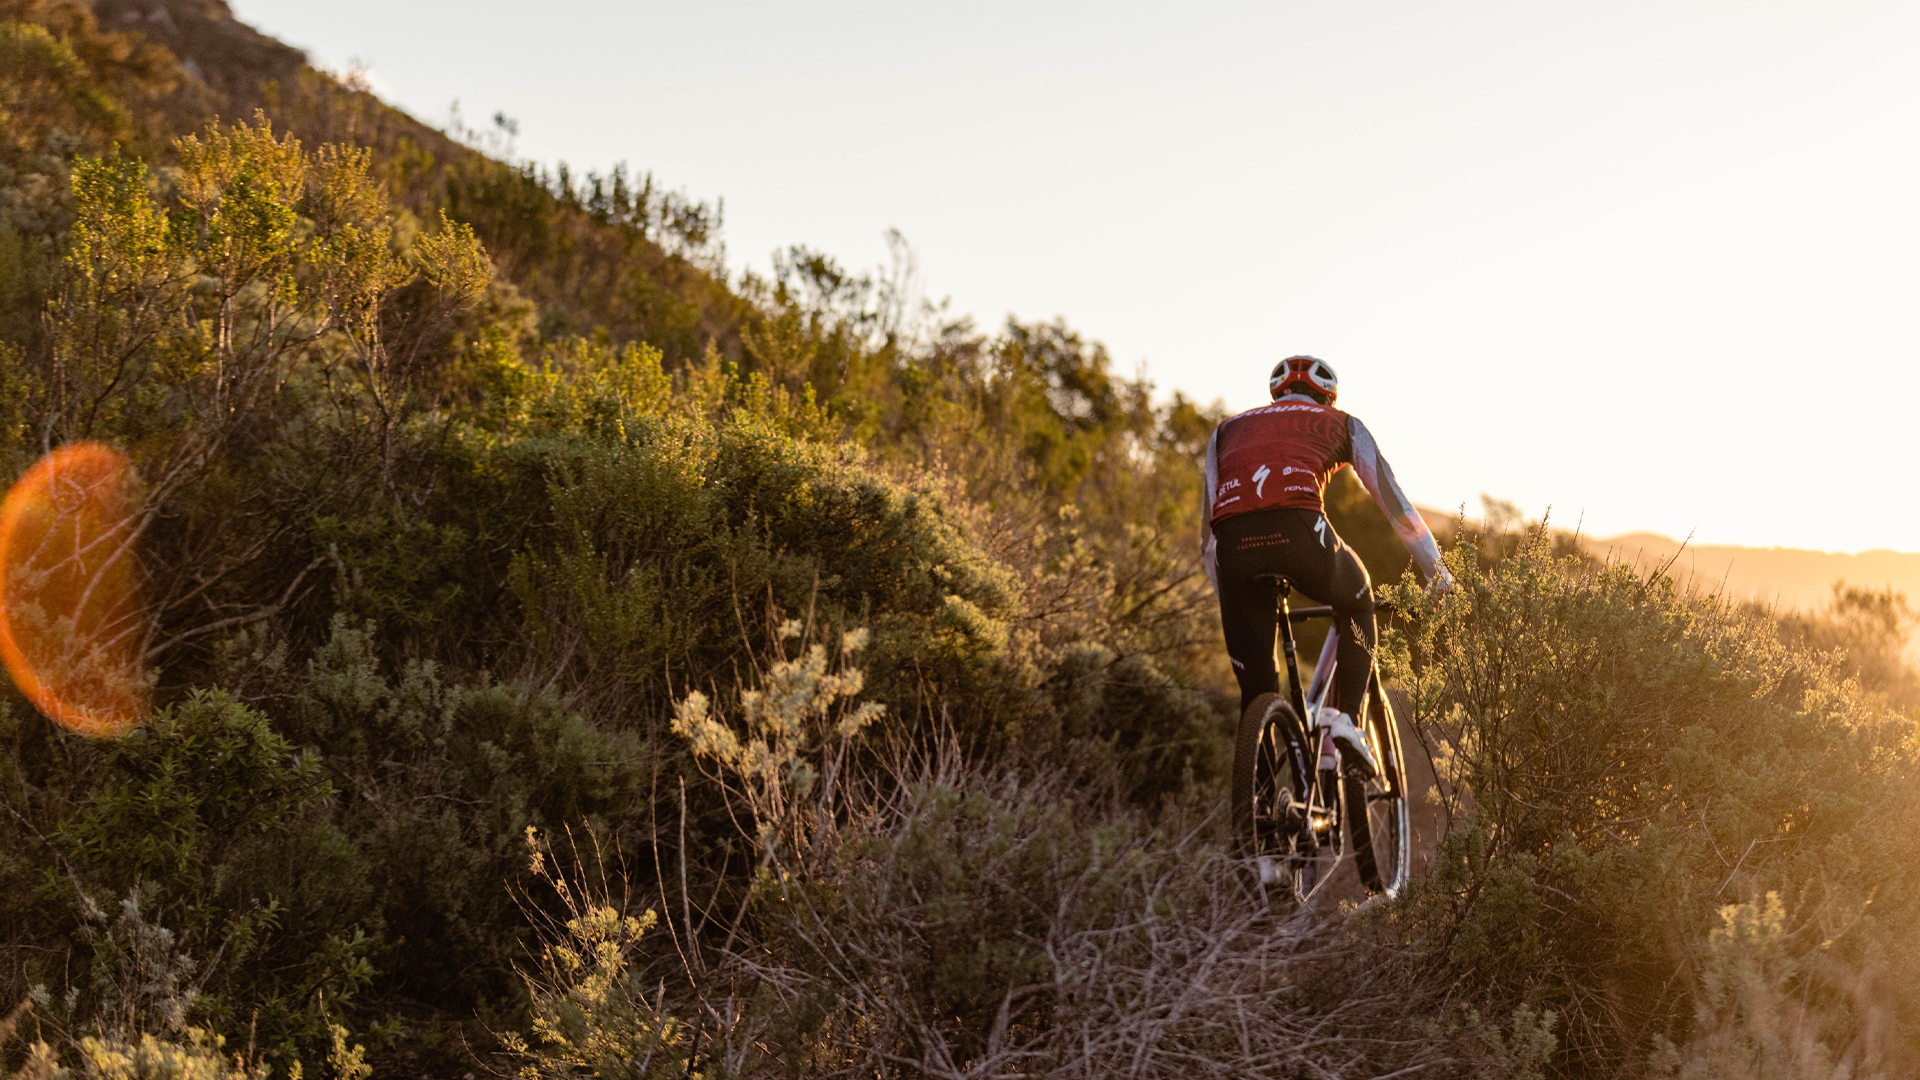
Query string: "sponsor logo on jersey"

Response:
xmin=1253 ymin=464 xmax=1271 ymax=498
xmin=1217 ymin=494 xmax=1242 ymax=507
xmin=1216 ymin=478 xmax=1241 ymax=498
xmin=1234 ymin=401 xmax=1329 ymax=421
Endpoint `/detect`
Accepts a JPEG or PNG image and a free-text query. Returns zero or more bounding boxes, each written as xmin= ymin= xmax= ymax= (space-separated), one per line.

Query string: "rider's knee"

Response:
xmin=1340 ymin=587 xmax=1377 ymax=621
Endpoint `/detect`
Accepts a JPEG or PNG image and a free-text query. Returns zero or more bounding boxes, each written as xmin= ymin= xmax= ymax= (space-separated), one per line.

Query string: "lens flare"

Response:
xmin=0 ymin=442 xmax=148 ymax=737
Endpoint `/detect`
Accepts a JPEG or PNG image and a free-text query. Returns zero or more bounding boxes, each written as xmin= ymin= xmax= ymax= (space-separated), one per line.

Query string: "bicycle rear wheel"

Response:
xmin=1231 ymin=693 xmax=1322 ymax=899
xmin=1344 ymin=682 xmax=1411 ymax=896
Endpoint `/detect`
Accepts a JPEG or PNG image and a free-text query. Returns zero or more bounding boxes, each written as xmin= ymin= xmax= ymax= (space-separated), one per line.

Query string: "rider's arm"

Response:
xmin=1347 ymin=416 xmax=1450 ymax=587
xmin=1200 ymin=426 xmax=1221 ymax=593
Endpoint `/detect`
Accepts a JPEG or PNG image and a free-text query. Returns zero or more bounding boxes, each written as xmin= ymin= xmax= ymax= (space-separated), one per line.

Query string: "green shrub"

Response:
xmin=1647 ymin=892 xmax=1899 ymax=1079
xmin=1036 ymin=643 xmax=1222 ymax=805
xmin=264 ymin=617 xmax=651 ymax=1014
xmin=1383 ymin=533 xmax=1920 ymax=1075
xmin=47 ymin=693 xmax=371 ymax=1061
xmin=502 ymin=407 xmax=1023 ymax=732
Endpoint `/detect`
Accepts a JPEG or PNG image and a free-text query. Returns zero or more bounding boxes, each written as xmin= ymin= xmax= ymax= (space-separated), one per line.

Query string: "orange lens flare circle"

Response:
xmin=0 ymin=442 xmax=148 ymax=737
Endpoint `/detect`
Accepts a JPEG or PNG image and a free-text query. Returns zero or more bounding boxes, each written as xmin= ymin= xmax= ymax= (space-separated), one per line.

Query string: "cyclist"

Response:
xmin=1201 ymin=355 xmax=1452 ymax=774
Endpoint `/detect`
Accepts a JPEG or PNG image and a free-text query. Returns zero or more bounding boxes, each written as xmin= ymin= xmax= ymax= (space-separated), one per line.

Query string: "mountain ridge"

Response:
xmin=1579 ymin=531 xmax=1920 ymax=612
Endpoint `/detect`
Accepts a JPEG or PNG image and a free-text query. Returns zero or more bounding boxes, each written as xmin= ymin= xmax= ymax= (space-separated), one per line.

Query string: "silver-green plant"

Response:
xmin=671 ymin=620 xmax=884 ymax=868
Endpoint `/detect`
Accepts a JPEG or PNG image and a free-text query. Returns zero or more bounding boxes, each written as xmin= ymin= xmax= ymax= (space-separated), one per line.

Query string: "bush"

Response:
xmin=502 ymin=407 xmax=1024 ymax=731
xmin=47 ymin=693 xmax=371 ymax=1060
xmin=1035 ymin=643 xmax=1222 ymax=805
xmin=505 ymin=829 xmax=685 ymax=1080
xmin=260 ymin=617 xmax=652 ymax=1015
xmin=1383 ymin=532 xmax=1920 ymax=1076
xmin=0 ymin=998 xmax=374 ymax=1080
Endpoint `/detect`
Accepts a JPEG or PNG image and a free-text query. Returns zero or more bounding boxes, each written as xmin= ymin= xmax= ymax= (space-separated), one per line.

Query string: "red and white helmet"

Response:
xmin=1269 ymin=355 xmax=1338 ymax=404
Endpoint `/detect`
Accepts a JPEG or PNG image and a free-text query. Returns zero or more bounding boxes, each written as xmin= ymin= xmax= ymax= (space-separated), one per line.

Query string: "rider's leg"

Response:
xmin=1261 ymin=513 xmax=1380 ymax=772
xmin=1213 ymin=511 xmax=1288 ymax=713
xmin=1262 ymin=513 xmax=1374 ymax=713
xmin=1217 ymin=570 xmax=1282 ymax=714
xmin=1322 ymin=541 xmax=1376 ymax=716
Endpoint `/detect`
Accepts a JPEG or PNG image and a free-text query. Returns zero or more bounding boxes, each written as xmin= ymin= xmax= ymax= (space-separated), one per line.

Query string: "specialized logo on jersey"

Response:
xmin=1253 ymin=464 xmax=1271 ymax=498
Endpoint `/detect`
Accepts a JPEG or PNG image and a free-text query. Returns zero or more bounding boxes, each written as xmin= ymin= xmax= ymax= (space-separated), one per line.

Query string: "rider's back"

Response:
xmin=1210 ymin=399 xmax=1353 ymax=522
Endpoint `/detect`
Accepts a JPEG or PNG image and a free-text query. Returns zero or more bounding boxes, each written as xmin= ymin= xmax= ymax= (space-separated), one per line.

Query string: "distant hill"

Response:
xmin=1580 ymin=533 xmax=1920 ymax=663
xmin=1404 ymin=505 xmax=1920 ymax=654
xmin=1581 ymin=533 xmax=1920 ymax=614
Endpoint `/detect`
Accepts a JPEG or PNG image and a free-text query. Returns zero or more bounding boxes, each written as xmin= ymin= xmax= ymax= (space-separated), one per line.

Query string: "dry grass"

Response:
xmin=518 ymin=703 xmax=1497 ymax=1079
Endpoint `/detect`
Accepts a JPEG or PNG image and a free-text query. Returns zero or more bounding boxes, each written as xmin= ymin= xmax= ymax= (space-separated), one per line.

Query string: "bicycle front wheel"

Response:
xmin=1344 ymin=683 xmax=1411 ymax=897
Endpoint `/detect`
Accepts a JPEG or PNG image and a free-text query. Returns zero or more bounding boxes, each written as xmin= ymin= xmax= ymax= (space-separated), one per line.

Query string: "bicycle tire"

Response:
xmin=1231 ymin=693 xmax=1318 ymax=897
xmin=1345 ymin=684 xmax=1411 ymax=896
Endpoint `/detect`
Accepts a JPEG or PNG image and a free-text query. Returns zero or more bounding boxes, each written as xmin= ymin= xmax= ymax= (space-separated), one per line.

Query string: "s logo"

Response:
xmin=1253 ymin=464 xmax=1271 ymax=498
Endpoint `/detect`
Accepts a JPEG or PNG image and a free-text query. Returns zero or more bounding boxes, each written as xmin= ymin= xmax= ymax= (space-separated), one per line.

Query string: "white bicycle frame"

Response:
xmin=1296 ymin=624 xmax=1411 ymax=906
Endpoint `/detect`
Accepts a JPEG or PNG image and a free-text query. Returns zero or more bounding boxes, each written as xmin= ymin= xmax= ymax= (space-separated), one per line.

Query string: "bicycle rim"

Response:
xmin=1348 ymin=688 xmax=1411 ymax=896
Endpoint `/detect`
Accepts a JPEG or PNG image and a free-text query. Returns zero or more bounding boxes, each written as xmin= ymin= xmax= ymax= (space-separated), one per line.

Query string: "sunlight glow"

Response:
xmin=0 ymin=443 xmax=148 ymax=737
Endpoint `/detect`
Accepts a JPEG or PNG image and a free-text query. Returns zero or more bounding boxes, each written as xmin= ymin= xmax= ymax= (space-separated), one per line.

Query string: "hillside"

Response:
xmin=1579 ymin=533 xmax=1920 ymax=663
xmin=1584 ymin=532 xmax=1920 ymax=613
xmin=3 ymin=3 xmax=1920 ymax=1079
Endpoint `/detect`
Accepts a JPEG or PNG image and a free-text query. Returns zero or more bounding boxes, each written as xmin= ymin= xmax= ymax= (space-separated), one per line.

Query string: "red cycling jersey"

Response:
xmin=1200 ymin=393 xmax=1446 ymax=590
xmin=1209 ymin=400 xmax=1352 ymax=519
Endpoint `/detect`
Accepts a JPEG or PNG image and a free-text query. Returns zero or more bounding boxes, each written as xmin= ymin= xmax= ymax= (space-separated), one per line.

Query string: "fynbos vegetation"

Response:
xmin=0 ymin=3 xmax=1915 ymax=1077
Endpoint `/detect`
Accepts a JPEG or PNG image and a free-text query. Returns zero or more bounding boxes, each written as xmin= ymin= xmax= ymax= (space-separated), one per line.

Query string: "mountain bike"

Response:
xmin=1230 ymin=575 xmax=1411 ymax=904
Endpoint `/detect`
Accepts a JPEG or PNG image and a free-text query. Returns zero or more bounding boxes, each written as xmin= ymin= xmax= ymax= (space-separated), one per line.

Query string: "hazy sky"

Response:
xmin=230 ymin=0 xmax=1920 ymax=552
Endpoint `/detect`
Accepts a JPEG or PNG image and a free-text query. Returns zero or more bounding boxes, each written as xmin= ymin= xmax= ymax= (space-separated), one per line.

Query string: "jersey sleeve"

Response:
xmin=1200 ymin=425 xmax=1220 ymax=593
xmin=1347 ymin=415 xmax=1445 ymax=582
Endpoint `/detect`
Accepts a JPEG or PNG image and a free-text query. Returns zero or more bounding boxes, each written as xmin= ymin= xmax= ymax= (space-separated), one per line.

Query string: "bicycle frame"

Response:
xmin=1272 ymin=581 xmax=1407 ymax=852
xmin=1234 ymin=576 xmax=1412 ymax=901
xmin=1271 ymin=581 xmax=1342 ymax=841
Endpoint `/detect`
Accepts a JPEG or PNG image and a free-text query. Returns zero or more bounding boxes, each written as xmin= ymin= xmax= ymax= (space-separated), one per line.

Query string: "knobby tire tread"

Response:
xmin=1348 ymin=686 xmax=1411 ymax=894
xmin=1233 ymin=693 xmax=1324 ymax=899
xmin=1230 ymin=692 xmax=1280 ymax=856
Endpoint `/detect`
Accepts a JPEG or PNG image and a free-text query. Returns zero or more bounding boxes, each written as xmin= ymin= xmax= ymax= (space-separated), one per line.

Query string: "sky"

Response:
xmin=229 ymin=0 xmax=1920 ymax=553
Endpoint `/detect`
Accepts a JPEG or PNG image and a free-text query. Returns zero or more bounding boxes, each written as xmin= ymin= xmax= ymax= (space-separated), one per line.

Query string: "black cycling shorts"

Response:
xmin=1214 ymin=507 xmax=1375 ymax=715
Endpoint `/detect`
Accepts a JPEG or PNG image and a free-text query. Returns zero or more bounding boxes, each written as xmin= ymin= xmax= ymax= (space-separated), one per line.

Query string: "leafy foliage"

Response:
xmin=1383 ymin=534 xmax=1920 ymax=1076
xmin=0 ymin=7 xmax=1915 ymax=1077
